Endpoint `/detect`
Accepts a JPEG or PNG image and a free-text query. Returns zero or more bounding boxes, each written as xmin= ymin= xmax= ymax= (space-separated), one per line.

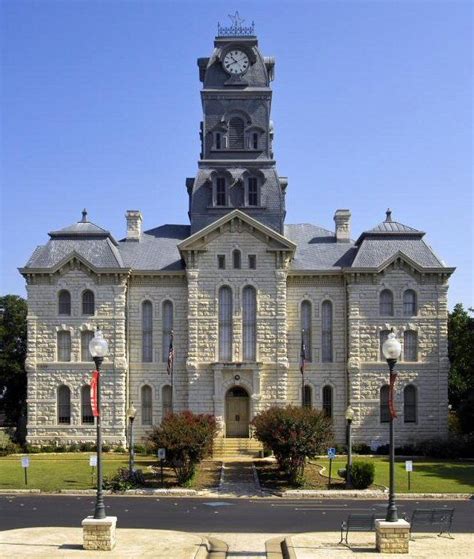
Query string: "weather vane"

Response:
xmin=218 ymin=11 xmax=255 ymax=36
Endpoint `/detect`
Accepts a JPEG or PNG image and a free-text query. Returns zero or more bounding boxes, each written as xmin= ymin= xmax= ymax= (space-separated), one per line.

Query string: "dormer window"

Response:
xmin=215 ymin=177 xmax=227 ymax=206
xmin=215 ymin=133 xmax=221 ymax=150
xmin=247 ymin=177 xmax=258 ymax=206
xmin=214 ymin=131 xmax=226 ymax=150
xmin=252 ymin=132 xmax=258 ymax=149
xmin=229 ymin=117 xmax=244 ymax=149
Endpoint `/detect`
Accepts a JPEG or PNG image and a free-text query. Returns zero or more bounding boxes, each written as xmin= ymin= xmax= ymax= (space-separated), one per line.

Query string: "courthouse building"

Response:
xmin=20 ymin=23 xmax=454 ymax=449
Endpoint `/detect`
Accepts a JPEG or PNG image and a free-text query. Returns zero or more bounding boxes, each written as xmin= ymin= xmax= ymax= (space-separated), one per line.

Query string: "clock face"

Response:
xmin=223 ymin=50 xmax=250 ymax=75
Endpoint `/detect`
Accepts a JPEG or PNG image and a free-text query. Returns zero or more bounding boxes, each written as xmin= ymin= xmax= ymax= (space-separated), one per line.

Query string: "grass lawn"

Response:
xmin=0 ymin=453 xmax=221 ymax=492
xmin=255 ymin=457 xmax=474 ymax=493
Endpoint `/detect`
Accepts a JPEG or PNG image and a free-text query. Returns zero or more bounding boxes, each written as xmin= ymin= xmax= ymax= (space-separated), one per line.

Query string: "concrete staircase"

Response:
xmin=212 ymin=437 xmax=263 ymax=459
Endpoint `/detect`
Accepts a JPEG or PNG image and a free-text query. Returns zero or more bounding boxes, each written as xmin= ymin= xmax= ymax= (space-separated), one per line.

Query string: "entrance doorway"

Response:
xmin=225 ymin=386 xmax=250 ymax=438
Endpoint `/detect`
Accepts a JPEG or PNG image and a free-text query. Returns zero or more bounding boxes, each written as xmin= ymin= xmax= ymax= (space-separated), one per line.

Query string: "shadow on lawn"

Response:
xmin=404 ymin=461 xmax=474 ymax=489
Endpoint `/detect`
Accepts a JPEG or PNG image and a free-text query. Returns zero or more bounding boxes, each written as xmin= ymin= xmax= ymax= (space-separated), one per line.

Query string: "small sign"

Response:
xmin=370 ymin=440 xmax=379 ymax=452
xmin=21 ymin=456 xmax=30 ymax=468
xmin=157 ymin=448 xmax=166 ymax=460
xmin=89 ymin=455 xmax=97 ymax=467
xmin=405 ymin=460 xmax=413 ymax=472
xmin=327 ymin=448 xmax=336 ymax=459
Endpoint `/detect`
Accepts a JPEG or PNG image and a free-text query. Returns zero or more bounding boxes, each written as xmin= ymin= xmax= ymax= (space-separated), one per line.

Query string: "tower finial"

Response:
xmin=385 ymin=208 xmax=392 ymax=222
xmin=81 ymin=209 xmax=88 ymax=223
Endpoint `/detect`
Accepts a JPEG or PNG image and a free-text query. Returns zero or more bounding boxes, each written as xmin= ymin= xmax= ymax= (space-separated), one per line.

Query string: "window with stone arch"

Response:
xmin=57 ymin=331 xmax=71 ymax=362
xmin=142 ymin=300 xmax=153 ymax=363
xmin=322 ymin=385 xmax=333 ymax=418
xmin=82 ymin=290 xmax=95 ymax=315
xmin=403 ymin=330 xmax=418 ymax=362
xmin=58 ymin=290 xmax=71 ymax=316
xmin=403 ymin=289 xmax=417 ymax=316
xmin=81 ymin=330 xmax=94 ymax=361
xmin=81 ymin=385 xmax=94 ymax=424
xmin=379 ymin=289 xmax=394 ymax=316
xmin=141 ymin=385 xmax=153 ymax=426
xmin=242 ymin=285 xmax=257 ymax=361
xmin=228 ymin=116 xmax=245 ymax=149
xmin=380 ymin=385 xmax=390 ymax=423
xmin=301 ymin=300 xmax=312 ymax=362
xmin=162 ymin=300 xmax=173 ymax=362
xmin=404 ymin=385 xmax=417 ymax=423
xmin=232 ymin=249 xmax=241 ymax=269
xmin=303 ymin=385 xmax=312 ymax=408
xmin=57 ymin=385 xmax=71 ymax=424
xmin=162 ymin=385 xmax=172 ymax=418
xmin=218 ymin=286 xmax=233 ymax=361
xmin=321 ymin=300 xmax=333 ymax=363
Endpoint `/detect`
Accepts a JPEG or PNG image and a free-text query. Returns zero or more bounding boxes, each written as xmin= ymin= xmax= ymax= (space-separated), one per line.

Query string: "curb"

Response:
xmin=205 ymin=536 xmax=228 ymax=558
xmin=281 ymin=536 xmax=297 ymax=559
xmin=277 ymin=490 xmax=472 ymax=499
xmin=265 ymin=536 xmax=285 ymax=559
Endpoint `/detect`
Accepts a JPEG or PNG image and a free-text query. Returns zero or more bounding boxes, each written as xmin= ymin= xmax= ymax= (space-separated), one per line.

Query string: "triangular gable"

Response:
xmin=177 ymin=210 xmax=296 ymax=253
xmin=351 ymin=250 xmax=454 ymax=275
xmin=19 ymin=251 xmax=128 ymax=276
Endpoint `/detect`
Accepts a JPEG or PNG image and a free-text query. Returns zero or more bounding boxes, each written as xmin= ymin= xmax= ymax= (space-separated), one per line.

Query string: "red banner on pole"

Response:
xmin=389 ymin=373 xmax=397 ymax=419
xmin=90 ymin=371 xmax=100 ymax=417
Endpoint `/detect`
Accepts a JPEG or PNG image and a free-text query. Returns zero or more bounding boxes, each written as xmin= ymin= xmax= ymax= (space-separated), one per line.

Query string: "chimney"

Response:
xmin=126 ymin=210 xmax=143 ymax=241
xmin=334 ymin=209 xmax=351 ymax=242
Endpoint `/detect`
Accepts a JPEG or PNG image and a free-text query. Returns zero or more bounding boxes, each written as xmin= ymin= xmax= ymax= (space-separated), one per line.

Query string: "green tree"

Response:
xmin=448 ymin=303 xmax=474 ymax=433
xmin=0 ymin=295 xmax=27 ymax=440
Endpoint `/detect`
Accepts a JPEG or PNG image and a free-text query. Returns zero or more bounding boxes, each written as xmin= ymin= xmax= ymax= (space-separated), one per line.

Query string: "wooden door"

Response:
xmin=226 ymin=394 xmax=249 ymax=438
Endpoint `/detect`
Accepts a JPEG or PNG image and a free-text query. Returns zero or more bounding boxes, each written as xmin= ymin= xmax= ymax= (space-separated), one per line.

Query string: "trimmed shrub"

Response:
xmin=252 ymin=405 xmax=333 ymax=485
xmin=350 ymin=460 xmax=375 ymax=489
xmin=148 ymin=411 xmax=217 ymax=485
xmin=352 ymin=443 xmax=371 ymax=455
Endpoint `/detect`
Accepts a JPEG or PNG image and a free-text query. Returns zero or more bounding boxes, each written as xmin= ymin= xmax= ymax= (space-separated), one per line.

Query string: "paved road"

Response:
xmin=0 ymin=496 xmax=472 ymax=533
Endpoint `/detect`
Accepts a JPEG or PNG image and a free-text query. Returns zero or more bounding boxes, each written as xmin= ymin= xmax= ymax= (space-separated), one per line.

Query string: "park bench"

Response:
xmin=409 ymin=508 xmax=455 ymax=540
xmin=339 ymin=513 xmax=375 ymax=545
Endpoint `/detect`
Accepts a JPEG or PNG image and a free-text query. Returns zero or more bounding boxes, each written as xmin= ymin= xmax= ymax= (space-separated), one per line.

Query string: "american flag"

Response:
xmin=300 ymin=330 xmax=306 ymax=375
xmin=167 ymin=330 xmax=174 ymax=375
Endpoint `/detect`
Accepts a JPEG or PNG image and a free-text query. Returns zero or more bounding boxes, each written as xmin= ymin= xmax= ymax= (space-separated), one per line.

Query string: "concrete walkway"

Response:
xmin=283 ymin=531 xmax=474 ymax=558
xmin=218 ymin=460 xmax=261 ymax=497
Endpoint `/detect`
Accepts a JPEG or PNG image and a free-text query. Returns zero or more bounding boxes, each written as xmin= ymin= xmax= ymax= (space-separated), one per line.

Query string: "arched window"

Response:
xmin=232 ymin=249 xmax=241 ymax=269
xmin=162 ymin=300 xmax=173 ymax=362
xmin=380 ymin=385 xmax=390 ymax=423
xmin=81 ymin=385 xmax=94 ymax=424
xmin=379 ymin=330 xmax=391 ymax=361
xmin=82 ymin=290 xmax=95 ymax=315
xmin=57 ymin=331 xmax=71 ymax=362
xmin=142 ymin=300 xmax=153 ymax=363
xmin=81 ymin=330 xmax=94 ymax=361
xmin=404 ymin=385 xmax=417 ymax=423
xmin=58 ymin=290 xmax=71 ymax=316
xmin=57 ymin=385 xmax=71 ymax=424
xmin=141 ymin=385 xmax=152 ymax=426
xmin=215 ymin=177 xmax=227 ymax=206
xmin=379 ymin=289 xmax=394 ymax=316
xmin=247 ymin=177 xmax=258 ymax=206
xmin=322 ymin=385 xmax=333 ymax=418
xmin=162 ymin=385 xmax=172 ymax=418
xmin=301 ymin=300 xmax=312 ymax=362
xmin=321 ymin=300 xmax=333 ymax=363
xmin=403 ymin=290 xmax=417 ymax=316
xmin=229 ymin=117 xmax=244 ymax=149
xmin=403 ymin=331 xmax=418 ymax=361
xmin=218 ymin=286 xmax=233 ymax=361
xmin=303 ymin=385 xmax=312 ymax=408
xmin=242 ymin=286 xmax=256 ymax=361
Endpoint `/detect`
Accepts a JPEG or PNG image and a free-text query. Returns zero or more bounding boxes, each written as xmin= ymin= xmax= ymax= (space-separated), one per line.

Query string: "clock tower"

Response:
xmin=187 ymin=18 xmax=287 ymax=234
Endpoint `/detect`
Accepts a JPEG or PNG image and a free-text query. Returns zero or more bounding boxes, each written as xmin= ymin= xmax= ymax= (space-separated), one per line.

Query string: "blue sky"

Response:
xmin=1 ymin=0 xmax=472 ymax=308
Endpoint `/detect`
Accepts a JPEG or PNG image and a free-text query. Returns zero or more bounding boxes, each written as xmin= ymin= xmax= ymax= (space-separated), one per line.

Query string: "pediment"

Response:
xmin=20 ymin=251 xmax=127 ymax=277
xmin=376 ymin=251 xmax=450 ymax=275
xmin=178 ymin=210 xmax=296 ymax=253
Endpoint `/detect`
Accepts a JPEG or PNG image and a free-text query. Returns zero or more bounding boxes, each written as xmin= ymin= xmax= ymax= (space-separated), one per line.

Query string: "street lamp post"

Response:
xmin=127 ymin=403 xmax=137 ymax=476
xmin=89 ymin=328 xmax=109 ymax=521
xmin=345 ymin=405 xmax=355 ymax=489
xmin=381 ymin=330 xmax=402 ymax=523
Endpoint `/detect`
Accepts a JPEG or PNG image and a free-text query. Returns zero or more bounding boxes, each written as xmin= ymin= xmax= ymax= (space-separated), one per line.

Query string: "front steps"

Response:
xmin=212 ymin=437 xmax=263 ymax=459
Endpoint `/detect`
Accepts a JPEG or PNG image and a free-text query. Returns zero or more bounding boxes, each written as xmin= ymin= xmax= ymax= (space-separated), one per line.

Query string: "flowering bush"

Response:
xmin=252 ymin=405 xmax=333 ymax=485
xmin=148 ymin=411 xmax=217 ymax=485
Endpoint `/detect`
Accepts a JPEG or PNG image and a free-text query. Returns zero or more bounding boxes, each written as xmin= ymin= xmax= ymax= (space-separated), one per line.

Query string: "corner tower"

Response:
xmin=187 ymin=18 xmax=287 ymax=234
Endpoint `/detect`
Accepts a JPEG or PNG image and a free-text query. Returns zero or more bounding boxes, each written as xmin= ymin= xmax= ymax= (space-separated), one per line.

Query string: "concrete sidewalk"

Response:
xmin=282 ymin=531 xmax=474 ymax=558
xmin=0 ymin=527 xmax=226 ymax=558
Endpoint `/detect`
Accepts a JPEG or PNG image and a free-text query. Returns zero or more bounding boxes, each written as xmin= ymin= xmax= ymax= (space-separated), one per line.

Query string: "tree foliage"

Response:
xmin=0 ymin=295 xmax=27 ymax=439
xmin=147 ymin=411 xmax=217 ymax=485
xmin=252 ymin=405 xmax=333 ymax=485
xmin=448 ymin=303 xmax=474 ymax=433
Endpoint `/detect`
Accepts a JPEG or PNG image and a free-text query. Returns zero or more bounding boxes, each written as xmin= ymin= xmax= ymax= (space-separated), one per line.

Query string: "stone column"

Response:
xmin=82 ymin=516 xmax=118 ymax=551
xmin=375 ymin=519 xmax=410 ymax=554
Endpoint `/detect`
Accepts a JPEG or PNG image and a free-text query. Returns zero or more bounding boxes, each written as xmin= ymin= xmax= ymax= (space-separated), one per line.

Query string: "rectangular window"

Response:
xmin=248 ymin=255 xmax=256 ymax=269
xmin=216 ymin=178 xmax=226 ymax=206
xmin=218 ymin=255 xmax=226 ymax=269
xmin=403 ymin=331 xmax=418 ymax=361
xmin=380 ymin=330 xmax=390 ymax=361
xmin=215 ymin=133 xmax=221 ymax=150
xmin=57 ymin=331 xmax=71 ymax=362
xmin=81 ymin=331 xmax=94 ymax=362
xmin=252 ymin=132 xmax=258 ymax=149
xmin=248 ymin=178 xmax=258 ymax=206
